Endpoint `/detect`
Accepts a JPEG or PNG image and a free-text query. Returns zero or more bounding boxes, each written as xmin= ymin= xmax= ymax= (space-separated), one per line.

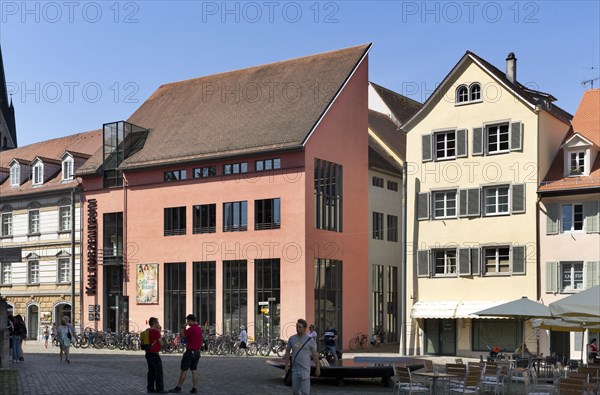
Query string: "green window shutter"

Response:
xmin=458 ymin=248 xmax=471 ymax=275
xmin=417 ymin=250 xmax=430 ymax=278
xmin=511 ymin=245 xmax=526 ymax=275
xmin=422 ymin=134 xmax=432 ymax=162
xmin=546 ymin=203 xmax=559 ymax=235
xmin=472 ymin=127 xmax=484 ymax=156
xmin=584 ymin=200 xmax=600 ymax=234
xmin=586 ymin=261 xmax=600 ymax=289
xmin=456 ymin=129 xmax=468 ymax=158
xmin=470 ymin=248 xmax=480 ymax=276
xmin=511 ymin=184 xmax=526 ymax=214
xmin=546 ymin=262 xmax=558 ymax=293
xmin=417 ymin=192 xmax=430 ymax=221
xmin=510 ymin=122 xmax=523 ymax=151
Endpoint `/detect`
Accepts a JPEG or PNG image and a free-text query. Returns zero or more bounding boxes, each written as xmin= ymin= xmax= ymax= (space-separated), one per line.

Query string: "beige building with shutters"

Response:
xmin=402 ymin=51 xmax=572 ymax=356
xmin=538 ymin=89 xmax=600 ymax=361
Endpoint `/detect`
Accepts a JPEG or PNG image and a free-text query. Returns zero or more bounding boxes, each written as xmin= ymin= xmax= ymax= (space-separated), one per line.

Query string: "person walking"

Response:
xmin=57 ymin=318 xmax=72 ymax=363
xmin=43 ymin=326 xmax=50 ymax=348
xmin=307 ymin=324 xmax=317 ymax=341
xmin=169 ymin=314 xmax=203 ymax=394
xmin=8 ymin=315 xmax=19 ymax=363
xmin=14 ymin=314 xmax=27 ymax=362
xmin=589 ymin=338 xmax=598 ymax=362
xmin=321 ymin=321 xmax=338 ymax=364
xmin=284 ymin=319 xmax=320 ymax=395
xmin=239 ymin=325 xmax=248 ymax=355
xmin=146 ymin=317 xmax=167 ymax=393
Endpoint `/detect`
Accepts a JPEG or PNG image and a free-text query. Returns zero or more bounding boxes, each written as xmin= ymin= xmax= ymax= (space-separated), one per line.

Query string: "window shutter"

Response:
xmin=417 ymin=192 xmax=430 ymax=221
xmin=511 ymin=184 xmax=526 ymax=214
xmin=511 ymin=245 xmax=526 ymax=275
xmin=510 ymin=122 xmax=523 ymax=151
xmin=584 ymin=200 xmax=600 ymax=233
xmin=470 ymin=248 xmax=480 ymax=275
xmin=417 ymin=250 xmax=430 ymax=277
xmin=545 ymin=203 xmax=559 ymax=235
xmin=422 ymin=134 xmax=432 ymax=162
xmin=458 ymin=248 xmax=471 ymax=275
xmin=586 ymin=261 xmax=600 ymax=289
xmin=459 ymin=190 xmax=468 ymax=217
xmin=546 ymin=262 xmax=558 ymax=293
xmin=456 ymin=129 xmax=468 ymax=158
xmin=472 ymin=127 xmax=484 ymax=156
xmin=458 ymin=188 xmax=481 ymax=217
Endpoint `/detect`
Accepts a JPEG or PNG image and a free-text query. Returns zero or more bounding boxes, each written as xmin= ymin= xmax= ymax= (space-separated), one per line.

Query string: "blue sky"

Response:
xmin=1 ymin=1 xmax=599 ymax=146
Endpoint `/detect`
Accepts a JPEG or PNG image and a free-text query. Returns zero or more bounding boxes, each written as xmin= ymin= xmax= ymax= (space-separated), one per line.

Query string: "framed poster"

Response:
xmin=136 ymin=263 xmax=159 ymax=304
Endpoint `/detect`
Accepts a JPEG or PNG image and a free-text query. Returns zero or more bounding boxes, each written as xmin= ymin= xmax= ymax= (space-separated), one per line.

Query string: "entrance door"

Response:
xmin=424 ymin=319 xmax=456 ymax=355
xmin=550 ymin=331 xmax=570 ymax=361
xmin=27 ymin=305 xmax=39 ymax=340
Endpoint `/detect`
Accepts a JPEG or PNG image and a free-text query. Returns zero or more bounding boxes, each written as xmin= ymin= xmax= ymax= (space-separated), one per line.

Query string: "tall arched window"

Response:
xmin=470 ymin=83 xmax=481 ymax=101
xmin=456 ymin=86 xmax=468 ymax=103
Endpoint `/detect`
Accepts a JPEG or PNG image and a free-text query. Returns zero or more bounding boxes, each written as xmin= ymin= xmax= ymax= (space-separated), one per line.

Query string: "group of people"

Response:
xmin=7 ymin=314 xmax=27 ymax=363
xmin=144 ymin=314 xmax=203 ymax=394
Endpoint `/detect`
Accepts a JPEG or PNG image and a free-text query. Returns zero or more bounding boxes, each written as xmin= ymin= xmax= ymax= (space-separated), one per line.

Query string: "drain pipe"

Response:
xmin=401 ymin=163 xmax=407 ymax=355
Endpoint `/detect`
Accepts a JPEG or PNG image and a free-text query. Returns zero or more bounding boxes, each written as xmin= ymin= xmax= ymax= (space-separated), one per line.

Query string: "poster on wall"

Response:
xmin=136 ymin=263 xmax=159 ymax=304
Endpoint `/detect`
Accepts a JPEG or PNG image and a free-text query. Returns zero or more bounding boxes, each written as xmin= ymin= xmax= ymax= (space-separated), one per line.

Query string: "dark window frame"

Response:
xmin=193 ymin=204 xmax=216 ymax=234
xmin=164 ymin=262 xmax=186 ymax=332
xmin=193 ymin=166 xmax=217 ymax=178
xmin=193 ymin=261 xmax=216 ymax=327
xmin=223 ymin=201 xmax=248 ymax=232
xmin=255 ymin=198 xmax=281 ymax=230
xmin=164 ymin=169 xmax=187 ymax=182
xmin=223 ymin=260 xmax=247 ymax=334
xmin=387 ymin=214 xmax=398 ymax=242
xmin=373 ymin=212 xmax=384 ymax=240
xmin=164 ymin=207 xmax=187 ymax=236
xmin=314 ymin=159 xmax=343 ymax=232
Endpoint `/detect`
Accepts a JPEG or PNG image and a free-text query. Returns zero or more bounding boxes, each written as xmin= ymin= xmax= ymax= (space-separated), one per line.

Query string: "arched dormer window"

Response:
xmin=9 ymin=164 xmax=20 ymax=186
xmin=62 ymin=155 xmax=74 ymax=181
xmin=32 ymin=161 xmax=44 ymax=185
xmin=469 ymin=83 xmax=481 ymax=101
xmin=456 ymin=85 xmax=468 ymax=103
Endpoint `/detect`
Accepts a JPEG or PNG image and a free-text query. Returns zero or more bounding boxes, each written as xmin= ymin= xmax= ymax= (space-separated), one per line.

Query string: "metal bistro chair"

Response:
xmin=447 ymin=366 xmax=482 ymax=394
xmin=393 ymin=365 xmax=430 ymax=395
xmin=558 ymin=377 xmax=585 ymax=395
xmin=523 ymin=371 xmax=556 ymax=395
xmin=481 ymin=364 xmax=508 ymax=395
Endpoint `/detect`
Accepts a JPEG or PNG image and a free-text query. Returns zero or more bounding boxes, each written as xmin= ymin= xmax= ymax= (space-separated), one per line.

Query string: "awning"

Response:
xmin=411 ymin=300 xmax=510 ymax=319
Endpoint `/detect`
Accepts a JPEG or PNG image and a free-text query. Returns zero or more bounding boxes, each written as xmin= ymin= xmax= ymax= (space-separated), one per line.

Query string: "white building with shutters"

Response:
xmin=538 ymin=88 xmax=600 ymax=362
xmin=402 ymin=51 xmax=572 ymax=357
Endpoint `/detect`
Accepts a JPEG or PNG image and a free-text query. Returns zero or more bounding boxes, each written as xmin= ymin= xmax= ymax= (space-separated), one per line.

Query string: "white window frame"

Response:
xmin=560 ymin=261 xmax=584 ymax=293
xmin=469 ymin=83 xmax=481 ymax=101
xmin=561 ymin=203 xmax=584 ymax=233
xmin=483 ymin=246 xmax=511 ymax=275
xmin=486 ymin=123 xmax=510 ymax=154
xmin=456 ymin=85 xmax=468 ymax=103
xmin=59 ymin=206 xmax=72 ymax=232
xmin=29 ymin=209 xmax=40 ymax=234
xmin=28 ymin=260 xmax=40 ymax=284
xmin=433 ymin=249 xmax=457 ymax=276
xmin=32 ymin=162 xmax=44 ymax=185
xmin=434 ymin=130 xmax=456 ymax=160
xmin=569 ymin=151 xmax=586 ymax=176
xmin=433 ymin=190 xmax=457 ymax=219
xmin=484 ymin=185 xmax=510 ymax=216
xmin=1 ymin=213 xmax=13 ymax=237
xmin=10 ymin=164 xmax=20 ymax=186
xmin=58 ymin=258 xmax=71 ymax=283
xmin=62 ymin=157 xmax=74 ymax=181
xmin=1 ymin=262 xmax=11 ymax=285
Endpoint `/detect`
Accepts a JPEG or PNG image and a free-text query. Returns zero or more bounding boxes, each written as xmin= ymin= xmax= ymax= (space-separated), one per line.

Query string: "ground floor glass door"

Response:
xmin=424 ymin=319 xmax=456 ymax=355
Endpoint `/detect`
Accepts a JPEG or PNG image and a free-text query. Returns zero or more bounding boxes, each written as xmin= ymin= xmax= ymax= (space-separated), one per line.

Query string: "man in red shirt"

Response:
xmin=169 ymin=314 xmax=203 ymax=394
xmin=146 ymin=317 xmax=167 ymax=393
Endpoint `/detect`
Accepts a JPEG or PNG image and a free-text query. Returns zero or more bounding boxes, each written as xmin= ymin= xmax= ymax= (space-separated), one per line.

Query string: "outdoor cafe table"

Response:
xmin=412 ymin=371 xmax=460 ymax=395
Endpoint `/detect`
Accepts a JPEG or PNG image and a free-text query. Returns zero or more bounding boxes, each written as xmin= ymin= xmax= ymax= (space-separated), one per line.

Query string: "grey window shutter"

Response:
xmin=459 ymin=190 xmax=468 ymax=217
xmin=472 ymin=127 xmax=484 ymax=156
xmin=456 ymin=129 xmax=468 ymax=158
xmin=546 ymin=262 xmax=558 ymax=293
xmin=511 ymin=245 xmax=526 ymax=275
xmin=458 ymin=248 xmax=471 ymax=275
xmin=417 ymin=250 xmax=430 ymax=277
xmin=511 ymin=184 xmax=526 ymax=214
xmin=584 ymin=200 xmax=600 ymax=234
xmin=422 ymin=134 xmax=432 ymax=162
xmin=510 ymin=122 xmax=523 ymax=151
xmin=467 ymin=188 xmax=481 ymax=216
xmin=470 ymin=248 xmax=480 ymax=275
xmin=417 ymin=192 xmax=430 ymax=221
xmin=586 ymin=261 xmax=600 ymax=289
xmin=546 ymin=203 xmax=559 ymax=235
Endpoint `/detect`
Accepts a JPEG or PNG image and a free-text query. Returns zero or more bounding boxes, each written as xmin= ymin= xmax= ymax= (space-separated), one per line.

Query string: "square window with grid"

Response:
xmin=569 ymin=152 xmax=585 ymax=175
xmin=59 ymin=206 xmax=71 ymax=231
xmin=484 ymin=186 xmax=509 ymax=215
xmin=435 ymin=131 xmax=455 ymax=159
xmin=433 ymin=190 xmax=457 ymax=219
xmin=29 ymin=260 xmax=40 ymax=284
xmin=560 ymin=262 xmax=584 ymax=292
xmin=433 ymin=249 xmax=457 ymax=276
xmin=58 ymin=258 xmax=71 ymax=283
xmin=1 ymin=213 xmax=13 ymax=236
xmin=484 ymin=247 xmax=510 ymax=274
xmin=561 ymin=204 xmax=584 ymax=232
xmin=486 ymin=123 xmax=509 ymax=153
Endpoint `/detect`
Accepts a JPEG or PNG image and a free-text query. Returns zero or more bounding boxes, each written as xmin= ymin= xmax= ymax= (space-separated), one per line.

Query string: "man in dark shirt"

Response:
xmin=321 ymin=321 xmax=338 ymax=364
xmin=146 ymin=317 xmax=167 ymax=393
xmin=169 ymin=314 xmax=203 ymax=394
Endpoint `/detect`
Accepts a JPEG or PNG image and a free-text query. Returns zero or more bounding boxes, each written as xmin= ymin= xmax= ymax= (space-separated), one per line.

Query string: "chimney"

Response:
xmin=506 ymin=52 xmax=517 ymax=84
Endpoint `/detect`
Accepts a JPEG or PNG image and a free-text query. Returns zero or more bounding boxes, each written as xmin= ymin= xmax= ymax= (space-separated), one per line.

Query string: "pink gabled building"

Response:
xmin=76 ymin=44 xmax=372 ymax=346
xmin=538 ymin=89 xmax=600 ymax=360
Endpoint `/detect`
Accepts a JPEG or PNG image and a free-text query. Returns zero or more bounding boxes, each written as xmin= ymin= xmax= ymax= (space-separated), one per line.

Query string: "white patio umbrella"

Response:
xmin=549 ymin=285 xmax=600 ymax=320
xmin=474 ymin=296 xmax=553 ymax=357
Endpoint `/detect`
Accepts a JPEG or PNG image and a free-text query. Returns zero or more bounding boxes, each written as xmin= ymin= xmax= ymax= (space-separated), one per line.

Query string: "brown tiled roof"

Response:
xmin=33 ymin=156 xmax=62 ymax=165
xmin=368 ymin=135 xmax=402 ymax=174
xmin=79 ymin=44 xmax=372 ymax=174
xmin=368 ymin=109 xmax=407 ymax=161
xmin=539 ymin=90 xmax=600 ymax=193
xmin=0 ymin=130 xmax=102 ymax=199
xmin=369 ymin=82 xmax=422 ymax=124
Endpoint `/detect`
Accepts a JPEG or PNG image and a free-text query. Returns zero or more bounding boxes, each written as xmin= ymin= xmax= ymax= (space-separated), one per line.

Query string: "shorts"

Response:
xmin=180 ymin=349 xmax=200 ymax=371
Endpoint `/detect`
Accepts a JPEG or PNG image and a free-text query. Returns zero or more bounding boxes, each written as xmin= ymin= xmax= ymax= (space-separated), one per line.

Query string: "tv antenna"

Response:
xmin=582 ymin=77 xmax=599 ymax=89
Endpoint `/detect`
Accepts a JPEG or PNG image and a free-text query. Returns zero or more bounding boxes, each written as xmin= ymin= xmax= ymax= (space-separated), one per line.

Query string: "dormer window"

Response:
xmin=9 ymin=164 xmax=19 ymax=187
xmin=62 ymin=157 xmax=74 ymax=180
xmin=569 ymin=151 xmax=586 ymax=176
xmin=470 ymin=83 xmax=481 ymax=101
xmin=32 ymin=162 xmax=44 ymax=185
xmin=456 ymin=83 xmax=482 ymax=104
xmin=456 ymin=86 xmax=468 ymax=103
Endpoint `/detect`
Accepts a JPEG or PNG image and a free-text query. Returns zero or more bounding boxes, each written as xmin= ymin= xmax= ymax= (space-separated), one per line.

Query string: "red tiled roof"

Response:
xmin=572 ymin=89 xmax=600 ymax=146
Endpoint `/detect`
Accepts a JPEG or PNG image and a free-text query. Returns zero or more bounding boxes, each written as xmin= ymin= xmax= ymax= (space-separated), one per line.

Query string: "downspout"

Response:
xmin=70 ymin=188 xmax=77 ymax=328
xmin=401 ymin=163 xmax=408 ymax=355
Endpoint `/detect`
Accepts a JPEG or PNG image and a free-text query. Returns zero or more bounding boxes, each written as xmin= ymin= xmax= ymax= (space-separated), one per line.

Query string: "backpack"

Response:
xmin=140 ymin=328 xmax=152 ymax=351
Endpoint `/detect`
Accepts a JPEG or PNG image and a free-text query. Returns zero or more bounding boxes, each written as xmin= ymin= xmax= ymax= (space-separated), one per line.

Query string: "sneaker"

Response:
xmin=168 ymin=388 xmax=181 ymax=394
xmin=190 ymin=389 xmax=197 ymax=394
xmin=19 ymin=357 xmax=24 ymax=361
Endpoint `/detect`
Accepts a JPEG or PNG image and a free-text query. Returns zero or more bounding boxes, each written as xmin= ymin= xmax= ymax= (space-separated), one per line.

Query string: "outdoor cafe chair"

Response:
xmin=447 ymin=366 xmax=482 ymax=394
xmin=481 ymin=364 xmax=508 ymax=395
xmin=523 ymin=370 xmax=556 ymax=395
xmin=393 ymin=365 xmax=430 ymax=395
xmin=558 ymin=377 xmax=585 ymax=395
xmin=444 ymin=363 xmax=467 ymax=386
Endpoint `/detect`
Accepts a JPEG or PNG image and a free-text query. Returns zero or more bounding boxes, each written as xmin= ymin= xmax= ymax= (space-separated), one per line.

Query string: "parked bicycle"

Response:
xmin=348 ymin=332 xmax=368 ymax=350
